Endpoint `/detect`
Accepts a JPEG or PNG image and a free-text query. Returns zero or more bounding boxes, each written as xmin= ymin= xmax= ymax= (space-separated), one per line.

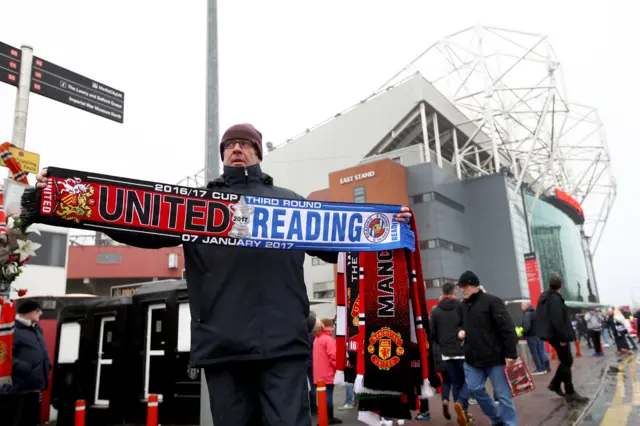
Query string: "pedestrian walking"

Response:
xmin=520 ymin=301 xmax=549 ymax=374
xmin=584 ymin=309 xmax=604 ymax=356
xmin=458 ymin=271 xmax=518 ymax=426
xmin=536 ymin=276 xmax=589 ymax=403
xmin=431 ymin=282 xmax=474 ymax=424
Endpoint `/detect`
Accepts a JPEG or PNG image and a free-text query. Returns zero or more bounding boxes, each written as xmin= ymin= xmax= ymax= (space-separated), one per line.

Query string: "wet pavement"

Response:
xmin=577 ymin=352 xmax=640 ymax=426
xmin=314 ymin=342 xmax=625 ymax=425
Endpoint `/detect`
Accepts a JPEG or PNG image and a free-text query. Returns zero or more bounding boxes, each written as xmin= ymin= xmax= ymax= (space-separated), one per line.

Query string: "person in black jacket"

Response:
xmin=35 ymin=124 xmax=411 ymax=426
xmin=0 ymin=299 xmax=51 ymax=426
xmin=521 ymin=301 xmax=549 ymax=375
xmin=457 ymin=271 xmax=518 ymax=426
xmin=431 ymin=282 xmax=474 ymax=424
xmin=536 ymin=276 xmax=588 ymax=403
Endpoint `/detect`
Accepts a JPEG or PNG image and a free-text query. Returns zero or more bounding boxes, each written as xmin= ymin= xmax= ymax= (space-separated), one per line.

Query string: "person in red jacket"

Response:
xmin=313 ymin=318 xmax=342 ymax=424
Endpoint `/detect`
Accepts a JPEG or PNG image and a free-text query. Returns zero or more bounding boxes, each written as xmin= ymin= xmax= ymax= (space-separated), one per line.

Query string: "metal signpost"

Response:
xmin=201 ymin=0 xmax=220 ymax=424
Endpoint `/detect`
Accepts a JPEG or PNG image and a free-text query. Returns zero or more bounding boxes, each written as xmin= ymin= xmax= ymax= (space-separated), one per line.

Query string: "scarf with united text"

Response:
xmin=331 ymin=219 xmax=441 ymax=425
xmin=19 ymin=167 xmax=416 ymax=253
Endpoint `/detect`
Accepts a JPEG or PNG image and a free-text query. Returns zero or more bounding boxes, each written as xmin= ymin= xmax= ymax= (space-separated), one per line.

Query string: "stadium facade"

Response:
xmin=59 ymin=26 xmax=613 ymax=319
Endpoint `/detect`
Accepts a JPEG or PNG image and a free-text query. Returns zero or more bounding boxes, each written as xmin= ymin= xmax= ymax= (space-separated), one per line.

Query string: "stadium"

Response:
xmin=61 ymin=26 xmax=614 ymax=318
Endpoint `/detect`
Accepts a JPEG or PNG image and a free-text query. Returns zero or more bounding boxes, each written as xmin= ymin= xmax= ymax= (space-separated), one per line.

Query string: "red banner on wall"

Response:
xmin=525 ymin=253 xmax=542 ymax=307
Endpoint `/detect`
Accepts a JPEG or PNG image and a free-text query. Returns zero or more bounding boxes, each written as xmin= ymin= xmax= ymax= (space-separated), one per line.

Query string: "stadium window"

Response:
xmin=313 ymin=290 xmax=335 ymax=299
xmin=312 ymin=257 xmax=327 ymax=266
xmin=353 ymin=186 xmax=366 ymax=203
xmin=425 ymin=279 xmax=437 ymax=289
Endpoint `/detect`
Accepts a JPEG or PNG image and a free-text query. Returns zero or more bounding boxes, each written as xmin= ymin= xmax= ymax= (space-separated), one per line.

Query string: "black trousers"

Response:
xmin=307 ymin=366 xmax=317 ymax=412
xmin=550 ymin=342 xmax=574 ymax=394
xmin=589 ymin=330 xmax=602 ymax=353
xmin=205 ymin=356 xmax=311 ymax=426
xmin=0 ymin=392 xmax=40 ymax=426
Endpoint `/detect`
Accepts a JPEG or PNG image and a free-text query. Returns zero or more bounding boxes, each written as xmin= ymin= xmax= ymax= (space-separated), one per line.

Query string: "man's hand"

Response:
xmin=505 ymin=358 xmax=517 ymax=367
xmin=458 ymin=330 xmax=466 ymax=340
xmin=35 ymin=168 xmax=48 ymax=189
xmin=559 ymin=342 xmax=568 ymax=347
xmin=312 ymin=318 xmax=324 ymax=336
xmin=395 ymin=206 xmax=412 ymax=223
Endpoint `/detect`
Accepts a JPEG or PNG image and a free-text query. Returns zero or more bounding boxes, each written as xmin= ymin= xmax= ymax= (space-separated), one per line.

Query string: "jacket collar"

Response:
xmin=318 ymin=329 xmax=333 ymax=338
xmin=207 ymin=164 xmax=273 ymax=188
xmin=465 ymin=289 xmax=484 ymax=303
xmin=16 ymin=315 xmax=34 ymax=327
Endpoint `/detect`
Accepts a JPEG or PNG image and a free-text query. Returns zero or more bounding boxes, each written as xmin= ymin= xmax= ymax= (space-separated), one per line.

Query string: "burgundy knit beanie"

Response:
xmin=220 ymin=123 xmax=263 ymax=160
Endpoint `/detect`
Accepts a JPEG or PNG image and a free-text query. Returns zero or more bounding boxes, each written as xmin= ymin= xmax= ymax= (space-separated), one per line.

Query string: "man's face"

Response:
xmin=222 ymin=139 xmax=260 ymax=167
xmin=460 ymin=284 xmax=474 ymax=299
xmin=25 ymin=309 xmax=42 ymax=323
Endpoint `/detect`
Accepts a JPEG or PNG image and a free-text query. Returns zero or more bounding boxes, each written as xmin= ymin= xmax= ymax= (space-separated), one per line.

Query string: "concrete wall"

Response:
xmin=463 ymin=174 xmax=522 ymax=300
xmin=262 ymin=75 xmax=426 ymax=198
xmin=14 ymin=224 xmax=69 ymax=297
xmin=406 ymin=162 xmax=473 ymax=300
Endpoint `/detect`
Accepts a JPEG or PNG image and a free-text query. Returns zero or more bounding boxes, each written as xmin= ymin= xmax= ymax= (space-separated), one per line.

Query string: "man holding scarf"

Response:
xmin=35 ymin=123 xmax=412 ymax=426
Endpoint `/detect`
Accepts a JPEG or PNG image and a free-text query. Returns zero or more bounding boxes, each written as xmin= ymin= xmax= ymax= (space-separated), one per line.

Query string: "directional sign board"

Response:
xmin=30 ymin=56 xmax=125 ymax=123
xmin=0 ymin=146 xmax=40 ymax=174
xmin=0 ymin=41 xmax=21 ymax=87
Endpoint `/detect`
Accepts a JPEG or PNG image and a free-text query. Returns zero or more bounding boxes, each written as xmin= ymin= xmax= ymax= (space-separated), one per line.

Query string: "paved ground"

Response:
xmin=47 ymin=340 xmax=634 ymax=425
xmin=577 ymin=352 xmax=640 ymax=426
xmin=314 ymin=341 xmax=619 ymax=426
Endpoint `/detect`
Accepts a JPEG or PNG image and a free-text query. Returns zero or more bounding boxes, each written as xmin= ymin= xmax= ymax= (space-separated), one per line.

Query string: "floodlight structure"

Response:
xmin=377 ymin=25 xmax=615 ymax=255
xmin=176 ymin=167 xmax=206 ymax=189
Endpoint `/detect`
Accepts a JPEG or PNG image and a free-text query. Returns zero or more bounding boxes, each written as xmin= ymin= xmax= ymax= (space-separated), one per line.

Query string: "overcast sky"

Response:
xmin=0 ymin=0 xmax=636 ymax=307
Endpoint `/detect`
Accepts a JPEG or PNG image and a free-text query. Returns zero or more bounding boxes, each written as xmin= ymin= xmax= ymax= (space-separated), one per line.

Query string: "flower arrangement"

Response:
xmin=0 ymin=214 xmax=40 ymax=295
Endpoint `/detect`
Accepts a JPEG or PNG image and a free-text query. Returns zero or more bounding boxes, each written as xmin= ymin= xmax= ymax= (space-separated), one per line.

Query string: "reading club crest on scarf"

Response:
xmin=364 ymin=213 xmax=390 ymax=243
xmin=228 ymin=196 xmax=254 ymax=239
xmin=367 ymin=327 xmax=405 ymax=370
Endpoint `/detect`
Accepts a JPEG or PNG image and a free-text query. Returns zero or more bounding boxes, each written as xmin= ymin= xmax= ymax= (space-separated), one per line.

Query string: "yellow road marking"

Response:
xmin=600 ymin=355 xmax=634 ymax=426
xmin=630 ymin=356 xmax=640 ymax=405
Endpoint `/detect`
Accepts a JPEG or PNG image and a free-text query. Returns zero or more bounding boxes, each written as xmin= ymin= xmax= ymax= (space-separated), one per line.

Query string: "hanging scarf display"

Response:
xmin=334 ymin=253 xmax=347 ymax=386
xmin=0 ymin=141 xmax=30 ymax=388
xmin=332 ymin=215 xmax=439 ymax=425
xmin=345 ymin=252 xmax=360 ymax=384
xmin=19 ymin=167 xmax=416 ymax=252
xmin=407 ymin=218 xmax=439 ymax=397
xmin=360 ymin=250 xmax=412 ymax=394
xmin=0 ymin=299 xmax=15 ymax=388
xmin=353 ymin=250 xmax=413 ymax=425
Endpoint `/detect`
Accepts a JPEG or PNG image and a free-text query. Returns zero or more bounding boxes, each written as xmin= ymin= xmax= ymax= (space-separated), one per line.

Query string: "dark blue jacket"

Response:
xmin=10 ymin=318 xmax=51 ymax=393
xmin=307 ymin=333 xmax=315 ymax=368
xmin=522 ymin=306 xmax=538 ymax=337
xmin=105 ymin=164 xmax=338 ymax=366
